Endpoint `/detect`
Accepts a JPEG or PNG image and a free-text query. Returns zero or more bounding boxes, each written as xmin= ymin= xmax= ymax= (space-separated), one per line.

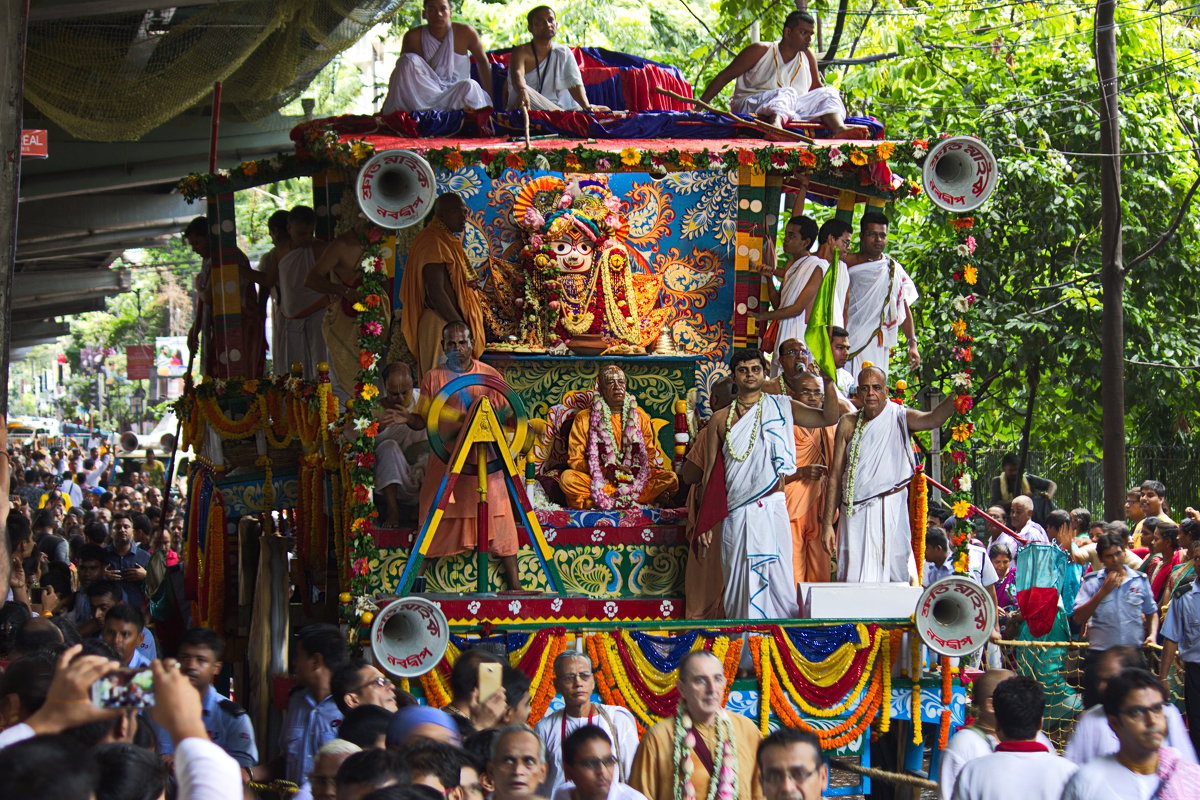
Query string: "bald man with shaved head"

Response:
xmin=823 ymin=365 xmax=955 ymax=583
xmin=992 ymin=495 xmax=1049 ymax=557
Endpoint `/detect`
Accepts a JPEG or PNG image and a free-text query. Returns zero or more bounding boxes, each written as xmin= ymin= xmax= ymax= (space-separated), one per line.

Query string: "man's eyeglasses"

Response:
xmin=558 ymin=671 xmax=593 ymax=683
xmin=354 ymin=676 xmax=392 ymax=694
xmin=1117 ymin=701 xmax=1169 ymax=722
xmin=762 ymin=766 xmax=820 ymax=785
xmin=573 ymin=755 xmax=618 ymax=771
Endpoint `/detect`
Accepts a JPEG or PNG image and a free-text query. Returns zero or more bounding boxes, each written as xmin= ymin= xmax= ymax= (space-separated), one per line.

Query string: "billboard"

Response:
xmin=126 ymin=345 xmax=155 ymax=380
xmin=155 ymin=337 xmax=187 ymax=378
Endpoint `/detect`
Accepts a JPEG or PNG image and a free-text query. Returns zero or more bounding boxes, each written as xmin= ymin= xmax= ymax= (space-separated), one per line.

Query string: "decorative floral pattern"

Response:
xmin=946 ymin=216 xmax=980 ymax=573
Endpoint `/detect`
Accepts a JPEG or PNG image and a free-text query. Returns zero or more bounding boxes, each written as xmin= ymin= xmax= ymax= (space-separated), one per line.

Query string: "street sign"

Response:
xmin=21 ymin=130 xmax=48 ymax=159
xmin=126 ymin=345 xmax=155 ymax=380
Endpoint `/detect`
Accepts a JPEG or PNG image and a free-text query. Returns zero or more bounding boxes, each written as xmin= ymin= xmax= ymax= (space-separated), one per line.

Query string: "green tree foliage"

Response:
xmin=705 ymin=1 xmax=1200 ymax=460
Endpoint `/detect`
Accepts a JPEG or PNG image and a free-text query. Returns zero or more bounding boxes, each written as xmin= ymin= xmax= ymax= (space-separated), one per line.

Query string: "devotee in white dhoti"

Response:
xmin=535 ymin=651 xmax=639 ymax=797
xmin=381 ymin=0 xmax=493 ymax=113
xmin=823 ymin=365 xmax=954 ymax=583
xmin=375 ymin=362 xmax=428 ymax=528
xmin=699 ymin=11 xmax=851 ymax=135
xmin=275 ymin=206 xmax=330 ymax=381
xmin=507 ymin=6 xmax=608 ymax=113
xmin=751 ymin=215 xmax=823 ymax=376
xmin=682 ymin=348 xmax=840 ymax=619
xmin=843 ymin=211 xmax=920 ymax=377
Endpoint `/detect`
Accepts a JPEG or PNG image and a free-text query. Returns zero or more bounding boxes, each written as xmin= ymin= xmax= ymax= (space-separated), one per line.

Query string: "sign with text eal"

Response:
xmin=21 ymin=130 xmax=48 ymax=159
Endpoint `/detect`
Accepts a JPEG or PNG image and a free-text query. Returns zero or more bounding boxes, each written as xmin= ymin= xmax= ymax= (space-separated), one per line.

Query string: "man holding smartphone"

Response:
xmin=103 ymin=512 xmax=150 ymax=608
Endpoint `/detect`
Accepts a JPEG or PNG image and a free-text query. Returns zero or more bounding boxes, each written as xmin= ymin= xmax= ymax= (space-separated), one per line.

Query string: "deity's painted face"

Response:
xmin=546 ymin=226 xmax=595 ymax=274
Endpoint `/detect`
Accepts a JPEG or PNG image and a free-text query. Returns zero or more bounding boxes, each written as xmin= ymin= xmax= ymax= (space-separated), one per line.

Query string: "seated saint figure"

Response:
xmin=559 ymin=366 xmax=679 ymax=509
xmin=699 ymin=11 xmax=851 ymax=135
xmin=381 ymin=0 xmax=493 ymax=113
xmin=375 ymin=362 xmax=428 ymax=528
xmin=507 ymin=6 xmax=608 ymax=113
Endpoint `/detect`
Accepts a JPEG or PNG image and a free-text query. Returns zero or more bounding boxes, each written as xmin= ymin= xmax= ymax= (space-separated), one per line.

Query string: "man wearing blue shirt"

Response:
xmin=154 ymin=627 xmax=259 ymax=770
xmin=101 ymin=602 xmax=151 ymax=668
xmin=278 ymin=624 xmax=347 ymax=785
xmin=103 ymin=512 xmax=150 ymax=609
xmin=1073 ymin=532 xmax=1158 ymax=660
xmin=1159 ymin=538 xmax=1200 ymax=756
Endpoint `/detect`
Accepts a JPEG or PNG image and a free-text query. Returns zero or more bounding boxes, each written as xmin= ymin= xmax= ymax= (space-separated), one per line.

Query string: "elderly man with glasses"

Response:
xmin=535 ymin=651 xmax=639 ymax=797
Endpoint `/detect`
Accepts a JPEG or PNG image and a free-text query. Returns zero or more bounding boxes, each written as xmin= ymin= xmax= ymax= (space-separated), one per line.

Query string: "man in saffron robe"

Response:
xmin=783 ymin=371 xmax=840 ymax=585
xmin=559 ymin=366 xmax=678 ymax=509
xmin=681 ymin=349 xmax=840 ymax=620
xmin=400 ymin=193 xmax=487 ymax=377
xmin=628 ymin=651 xmax=764 ymax=800
xmin=822 ymin=365 xmax=954 ymax=584
xmin=397 ymin=322 xmax=521 ymax=590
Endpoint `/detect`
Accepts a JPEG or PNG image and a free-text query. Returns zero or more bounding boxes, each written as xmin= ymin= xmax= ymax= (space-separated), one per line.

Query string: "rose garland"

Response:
xmin=338 ymin=225 xmax=390 ymax=643
xmin=587 ymin=392 xmax=652 ymax=509
xmin=946 ymin=216 xmax=980 ymax=574
xmin=673 ymin=701 xmax=738 ymax=800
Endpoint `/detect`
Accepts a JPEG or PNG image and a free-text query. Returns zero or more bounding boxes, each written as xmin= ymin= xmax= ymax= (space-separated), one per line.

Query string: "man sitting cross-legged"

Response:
xmin=699 ymin=11 xmax=850 ymax=135
xmin=381 ymin=0 xmax=493 ymax=113
xmin=558 ymin=365 xmax=678 ymax=509
xmin=507 ymin=5 xmax=609 ymax=114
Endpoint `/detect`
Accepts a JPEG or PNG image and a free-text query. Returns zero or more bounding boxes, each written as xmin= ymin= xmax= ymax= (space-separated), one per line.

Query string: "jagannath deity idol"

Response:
xmin=511 ymin=175 xmax=670 ymax=354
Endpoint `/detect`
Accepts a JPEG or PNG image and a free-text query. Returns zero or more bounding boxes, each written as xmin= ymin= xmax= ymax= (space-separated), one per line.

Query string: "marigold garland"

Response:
xmin=911 ymin=635 xmax=923 ymax=746
xmin=910 ymin=468 xmax=928 ymax=583
xmin=945 ymin=215 xmax=981 ymax=573
xmin=939 ymin=656 xmax=954 ymax=749
xmin=759 ymin=636 xmax=772 ymax=736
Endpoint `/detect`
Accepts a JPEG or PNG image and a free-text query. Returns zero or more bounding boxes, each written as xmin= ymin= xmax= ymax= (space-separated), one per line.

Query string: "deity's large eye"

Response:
xmin=577 ymin=242 xmax=593 ymax=255
xmin=551 ymin=242 xmax=572 ymax=255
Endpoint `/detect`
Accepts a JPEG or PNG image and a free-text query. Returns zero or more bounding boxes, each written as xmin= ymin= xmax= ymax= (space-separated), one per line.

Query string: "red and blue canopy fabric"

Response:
xmin=480 ymin=46 xmax=694 ymax=113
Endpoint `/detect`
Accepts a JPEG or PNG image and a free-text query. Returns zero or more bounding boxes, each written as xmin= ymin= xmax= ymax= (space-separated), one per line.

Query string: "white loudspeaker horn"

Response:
xmin=914 ymin=576 xmax=996 ymax=657
xmin=370 ymin=595 xmax=450 ymax=678
xmin=921 ymin=136 xmax=998 ymax=213
xmin=355 ymin=149 xmax=438 ymax=229
xmin=119 ymin=431 xmax=140 ymax=453
xmin=159 ymin=432 xmax=176 ymax=451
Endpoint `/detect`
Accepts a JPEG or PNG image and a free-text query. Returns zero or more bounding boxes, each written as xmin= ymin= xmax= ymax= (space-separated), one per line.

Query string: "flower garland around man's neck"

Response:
xmin=843 ymin=410 xmax=868 ymax=515
xmin=672 ymin=701 xmax=738 ymax=800
xmin=586 ymin=392 xmax=652 ymax=510
xmin=724 ymin=395 xmax=763 ymax=463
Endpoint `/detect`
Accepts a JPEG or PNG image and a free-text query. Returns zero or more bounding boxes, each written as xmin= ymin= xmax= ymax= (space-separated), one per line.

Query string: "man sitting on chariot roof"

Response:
xmin=381 ymin=0 xmax=493 ymax=114
xmin=699 ymin=10 xmax=852 ymax=136
xmin=558 ymin=365 xmax=679 ymax=510
xmin=507 ymin=5 xmax=609 ymax=114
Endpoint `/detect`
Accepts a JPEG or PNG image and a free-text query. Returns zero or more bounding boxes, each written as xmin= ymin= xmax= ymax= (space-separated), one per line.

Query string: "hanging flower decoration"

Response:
xmin=945 ymin=215 xmax=980 ymax=574
xmin=337 ymin=224 xmax=390 ymax=642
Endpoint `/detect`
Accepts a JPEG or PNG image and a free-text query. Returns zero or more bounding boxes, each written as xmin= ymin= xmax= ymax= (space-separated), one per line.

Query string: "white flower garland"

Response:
xmin=672 ymin=701 xmax=738 ymax=800
xmin=586 ymin=392 xmax=652 ymax=509
xmin=843 ymin=411 xmax=868 ymax=516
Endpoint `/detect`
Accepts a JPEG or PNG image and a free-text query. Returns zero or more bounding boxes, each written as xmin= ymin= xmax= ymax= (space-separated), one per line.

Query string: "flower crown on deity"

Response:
xmin=512 ymin=175 xmax=626 ymax=249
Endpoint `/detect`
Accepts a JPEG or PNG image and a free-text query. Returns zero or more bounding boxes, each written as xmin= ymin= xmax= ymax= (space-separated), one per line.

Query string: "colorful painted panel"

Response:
xmin=417 ymin=167 xmax=737 ymax=414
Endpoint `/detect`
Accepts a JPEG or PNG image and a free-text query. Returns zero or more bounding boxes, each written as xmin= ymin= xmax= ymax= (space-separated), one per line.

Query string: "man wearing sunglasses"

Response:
xmin=331 ymin=658 xmax=400 ymax=714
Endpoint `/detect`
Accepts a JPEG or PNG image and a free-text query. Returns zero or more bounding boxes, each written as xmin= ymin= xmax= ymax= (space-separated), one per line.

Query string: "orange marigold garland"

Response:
xmin=911 ymin=635 xmax=923 ymax=746
xmin=910 ymin=468 xmax=928 ymax=584
xmin=939 ymin=656 xmax=954 ymax=749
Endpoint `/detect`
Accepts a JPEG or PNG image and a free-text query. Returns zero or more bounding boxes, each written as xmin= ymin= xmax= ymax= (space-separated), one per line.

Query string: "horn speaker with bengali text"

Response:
xmin=119 ymin=431 xmax=139 ymax=453
xmin=914 ymin=575 xmax=996 ymax=657
xmin=355 ymin=149 xmax=437 ymax=229
xmin=921 ymin=136 xmax=998 ymax=213
xmin=370 ymin=595 xmax=450 ymax=678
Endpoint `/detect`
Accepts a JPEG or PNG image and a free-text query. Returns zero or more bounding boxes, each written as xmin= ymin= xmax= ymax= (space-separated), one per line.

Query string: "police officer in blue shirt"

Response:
xmin=1159 ymin=536 xmax=1200 ymax=756
xmin=1073 ymin=531 xmax=1159 ymax=658
xmin=154 ymin=627 xmax=258 ymax=769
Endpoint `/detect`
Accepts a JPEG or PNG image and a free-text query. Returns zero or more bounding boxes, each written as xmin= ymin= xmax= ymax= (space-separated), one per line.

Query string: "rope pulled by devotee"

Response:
xmin=827 ymin=757 xmax=940 ymax=791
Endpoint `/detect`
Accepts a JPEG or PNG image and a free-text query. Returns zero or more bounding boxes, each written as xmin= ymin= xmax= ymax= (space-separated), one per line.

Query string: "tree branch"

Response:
xmin=1125 ymin=173 xmax=1200 ymax=273
xmin=822 ymin=0 xmax=850 ymax=64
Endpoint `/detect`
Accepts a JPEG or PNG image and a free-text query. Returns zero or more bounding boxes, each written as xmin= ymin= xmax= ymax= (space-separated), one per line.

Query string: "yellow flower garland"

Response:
xmin=759 ymin=636 xmax=772 ymax=735
xmin=768 ymin=631 xmax=882 ymax=717
xmin=911 ymin=635 xmax=923 ymax=745
xmin=878 ymin=631 xmax=894 ymax=733
xmin=772 ymin=623 xmax=874 ymax=687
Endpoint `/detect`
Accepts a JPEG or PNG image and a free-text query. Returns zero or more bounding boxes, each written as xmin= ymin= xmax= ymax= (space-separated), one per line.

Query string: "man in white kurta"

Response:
xmin=751 ymin=215 xmax=822 ymax=377
xmin=823 ymin=366 xmax=955 ymax=584
xmin=535 ymin=651 xmax=639 ymax=797
xmin=382 ymin=0 xmax=492 ymax=113
xmin=506 ymin=6 xmax=605 ymax=113
xmin=844 ymin=212 xmax=920 ymax=377
xmin=698 ymin=11 xmax=849 ymax=135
